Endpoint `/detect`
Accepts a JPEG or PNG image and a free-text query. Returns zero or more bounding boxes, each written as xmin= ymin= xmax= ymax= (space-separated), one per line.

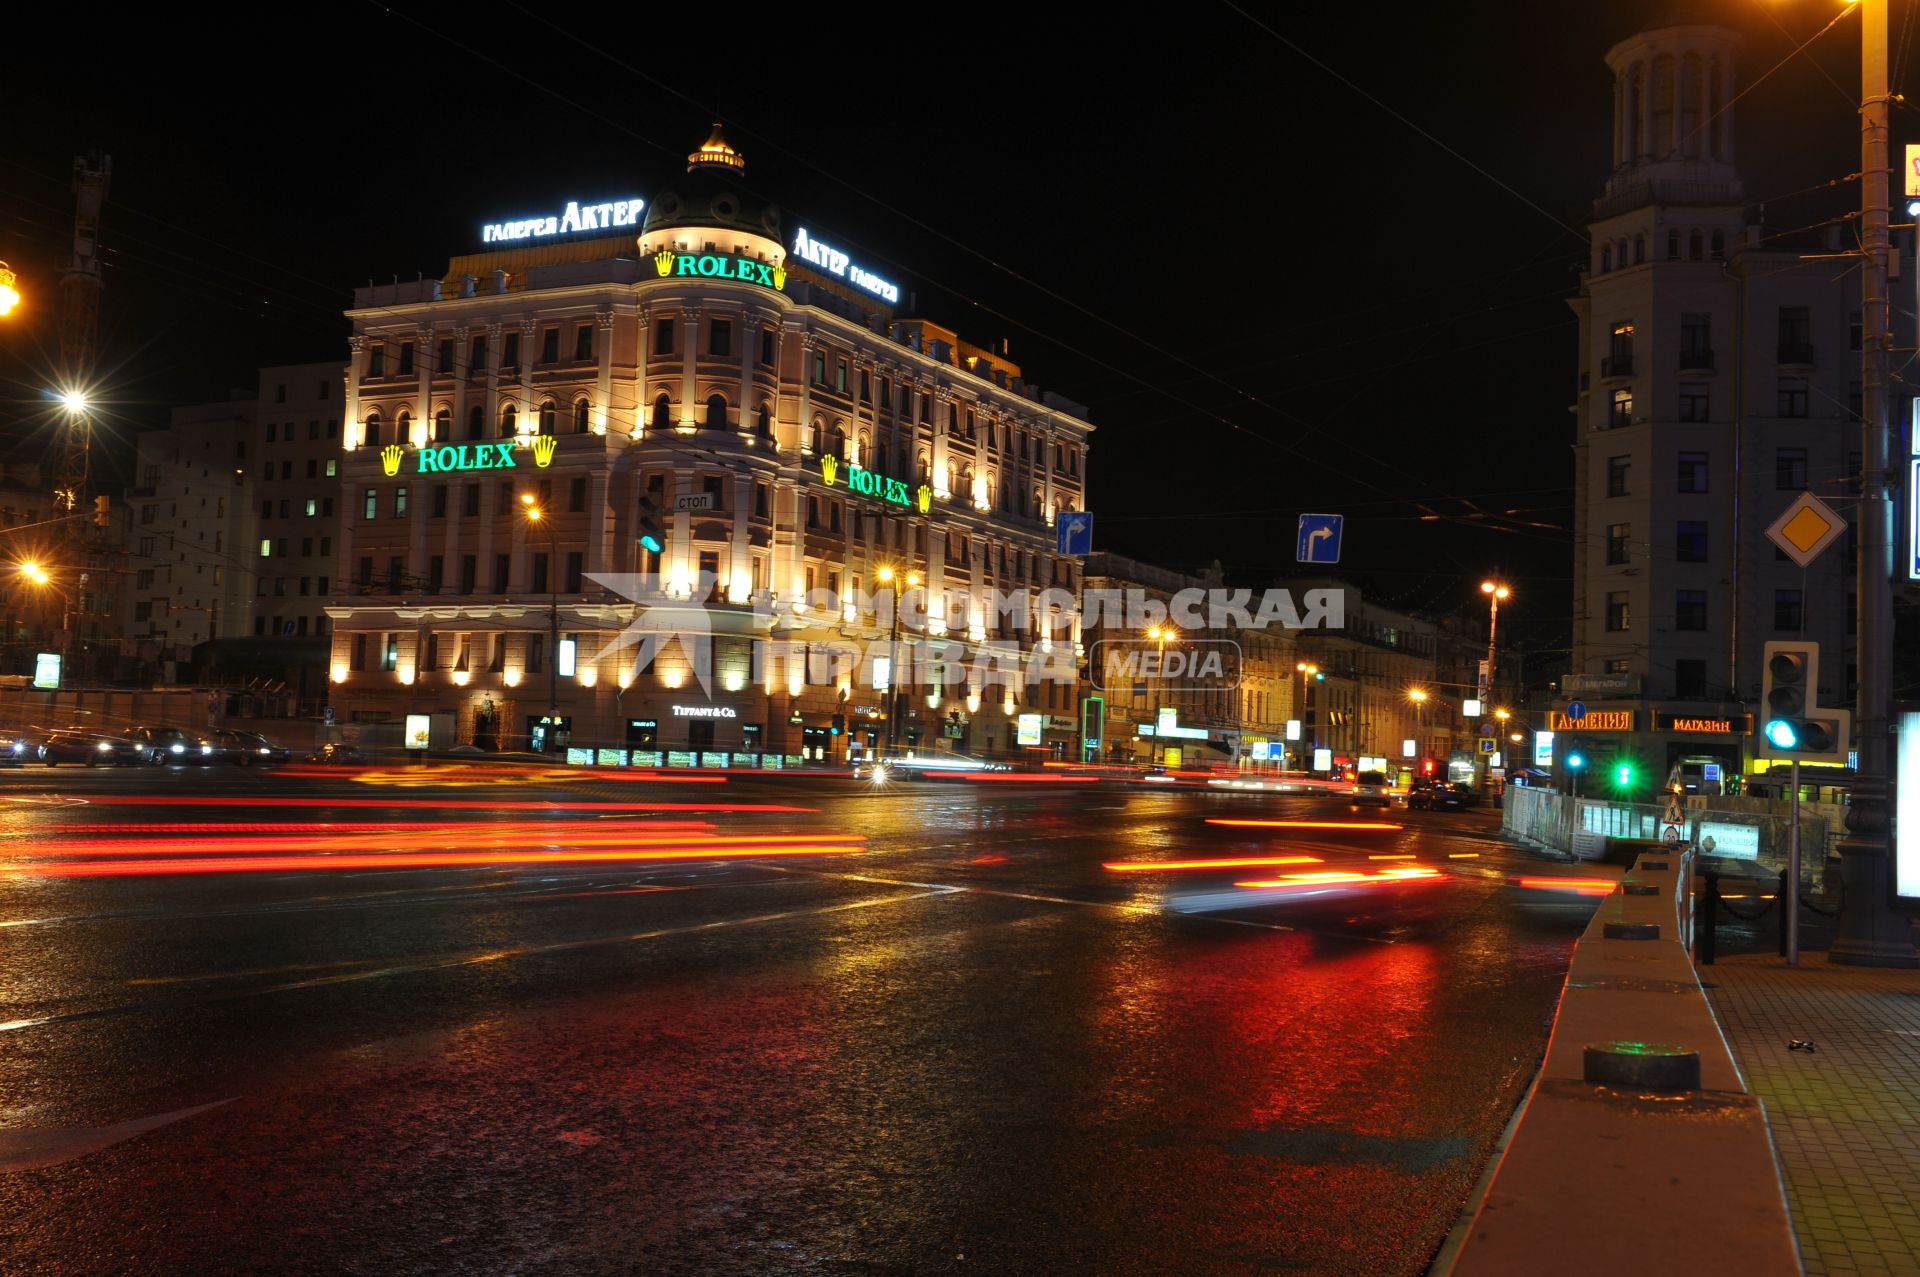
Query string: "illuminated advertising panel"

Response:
xmin=1896 ymin=711 xmax=1920 ymax=906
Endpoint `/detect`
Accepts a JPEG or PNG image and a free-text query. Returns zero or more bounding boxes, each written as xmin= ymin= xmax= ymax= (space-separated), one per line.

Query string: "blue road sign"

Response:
xmin=1566 ymin=700 xmax=1587 ymax=722
xmin=1296 ymin=513 xmax=1344 ymax=564
xmin=1056 ymin=511 xmax=1093 ymax=556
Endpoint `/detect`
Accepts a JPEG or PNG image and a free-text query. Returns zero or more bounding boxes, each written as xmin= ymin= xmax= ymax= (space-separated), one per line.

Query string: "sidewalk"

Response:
xmin=1704 ymin=947 xmax=1920 ymax=1277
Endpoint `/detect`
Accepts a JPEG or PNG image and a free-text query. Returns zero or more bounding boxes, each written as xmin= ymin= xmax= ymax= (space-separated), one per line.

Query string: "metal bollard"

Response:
xmin=1778 ymin=867 xmax=1789 ymax=958
xmin=1698 ymin=870 xmax=1718 ymax=966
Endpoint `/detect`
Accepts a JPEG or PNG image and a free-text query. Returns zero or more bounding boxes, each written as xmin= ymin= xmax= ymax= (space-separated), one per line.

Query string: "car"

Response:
xmin=1432 ymin=783 xmax=1480 ymax=811
xmin=133 ymin=726 xmax=219 ymax=765
xmin=40 ymin=729 xmax=149 ymax=766
xmin=1405 ymin=778 xmax=1442 ymax=810
xmin=213 ymin=729 xmax=291 ymax=766
xmin=304 ymin=742 xmax=366 ymax=764
xmin=855 ymin=751 xmax=1012 ymax=780
xmin=1351 ymin=770 xmax=1391 ymax=807
xmin=0 ymin=729 xmax=37 ymax=765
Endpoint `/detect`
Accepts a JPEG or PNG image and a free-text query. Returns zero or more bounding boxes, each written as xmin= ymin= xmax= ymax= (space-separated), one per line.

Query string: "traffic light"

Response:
xmin=1613 ymin=761 xmax=1634 ymax=790
xmin=1758 ymin=641 xmax=1851 ymax=764
xmin=92 ymin=495 xmax=109 ymax=527
xmin=830 ymin=713 xmax=845 ymax=736
xmin=637 ymin=497 xmax=664 ymax=554
xmin=1566 ymin=751 xmax=1586 ymax=772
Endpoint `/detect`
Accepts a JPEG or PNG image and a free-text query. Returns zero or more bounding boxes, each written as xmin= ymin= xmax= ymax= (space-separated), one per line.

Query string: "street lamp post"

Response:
xmin=1149 ymin=625 xmax=1178 ymax=764
xmin=1479 ymin=580 xmax=1510 ymax=712
xmin=1296 ymin=660 xmax=1320 ymax=768
xmin=521 ymin=495 xmax=559 ymax=753
xmin=1832 ymin=0 xmax=1917 ymax=966
xmin=1408 ymin=687 xmax=1428 ymax=760
xmin=875 ymin=565 xmax=921 ymax=759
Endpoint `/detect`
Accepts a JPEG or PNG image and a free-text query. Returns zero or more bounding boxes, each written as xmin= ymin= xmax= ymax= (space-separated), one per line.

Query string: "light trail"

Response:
xmin=64 ymin=796 xmax=817 ymax=813
xmin=23 ymin=839 xmax=868 ymax=877
xmin=1513 ymin=876 xmax=1617 ymax=897
xmin=1204 ymin=818 xmax=1405 ymax=831
xmin=1102 ymin=855 xmax=1323 ymax=872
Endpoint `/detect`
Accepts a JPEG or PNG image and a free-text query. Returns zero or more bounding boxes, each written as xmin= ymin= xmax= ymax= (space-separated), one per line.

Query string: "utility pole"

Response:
xmin=54 ymin=153 xmax=109 ymax=513
xmin=1831 ymin=0 xmax=1917 ymax=966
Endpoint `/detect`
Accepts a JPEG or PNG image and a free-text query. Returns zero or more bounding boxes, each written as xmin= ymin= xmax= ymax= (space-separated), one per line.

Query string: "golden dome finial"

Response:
xmin=688 ymin=122 xmax=745 ymax=174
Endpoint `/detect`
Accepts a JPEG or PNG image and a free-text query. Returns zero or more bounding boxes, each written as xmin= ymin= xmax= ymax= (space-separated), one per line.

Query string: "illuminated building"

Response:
xmin=329 ymin=128 xmax=1091 ymax=758
xmin=1568 ymin=19 xmax=1916 ymax=783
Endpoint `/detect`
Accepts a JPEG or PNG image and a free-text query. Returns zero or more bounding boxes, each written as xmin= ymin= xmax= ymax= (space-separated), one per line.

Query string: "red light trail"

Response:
xmin=1102 ymin=855 xmax=1324 ymax=873
xmin=1205 ymin=819 xmax=1404 ymax=831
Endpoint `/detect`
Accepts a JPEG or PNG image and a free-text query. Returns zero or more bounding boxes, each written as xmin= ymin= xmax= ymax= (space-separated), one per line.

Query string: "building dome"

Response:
xmin=640 ymin=123 xmax=781 ymax=243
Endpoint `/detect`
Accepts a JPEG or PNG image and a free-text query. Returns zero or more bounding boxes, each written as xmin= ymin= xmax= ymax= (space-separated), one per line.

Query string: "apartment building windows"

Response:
xmin=1677 ymin=450 xmax=1708 ymax=493
xmin=654 ymin=317 xmax=674 ymax=356
xmin=1605 ymin=522 xmax=1631 ymax=565
xmin=1680 ymin=313 xmax=1712 ymax=367
xmin=1777 ymin=378 xmax=1809 ymax=418
xmin=1778 ymin=305 xmax=1812 ymax=363
xmin=1775 ymin=589 xmax=1805 ymax=632
xmin=708 ymin=318 xmax=731 ymax=357
xmin=1676 ymin=520 xmax=1709 ymax=562
xmin=1777 ymin=447 xmax=1808 ymax=489
xmin=1605 ymin=591 xmax=1630 ymax=631
xmin=1675 ymin=589 xmax=1707 ymax=631
xmin=1609 ymin=387 xmax=1633 ymax=428
xmin=574 ymin=324 xmax=593 ymax=362
xmin=1677 ymin=383 xmax=1709 ymax=422
xmin=1606 ymin=455 xmax=1630 ymax=497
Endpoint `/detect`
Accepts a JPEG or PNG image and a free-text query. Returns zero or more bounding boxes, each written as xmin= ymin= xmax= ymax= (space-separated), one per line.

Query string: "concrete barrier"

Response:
xmin=1435 ymin=850 xmax=1800 ymax=1276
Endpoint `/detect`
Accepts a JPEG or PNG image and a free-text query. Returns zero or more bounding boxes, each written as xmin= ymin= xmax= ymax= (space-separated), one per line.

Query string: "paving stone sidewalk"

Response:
xmin=1705 ymin=951 xmax=1920 ymax=1277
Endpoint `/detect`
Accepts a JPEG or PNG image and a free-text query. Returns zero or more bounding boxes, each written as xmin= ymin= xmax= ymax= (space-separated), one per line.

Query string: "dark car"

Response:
xmin=41 ymin=729 xmax=148 ymax=766
xmin=304 ymin=742 xmax=366 ymax=764
xmin=214 ymin=729 xmax=291 ymax=766
xmin=0 ymin=728 xmax=37 ymax=765
xmin=1405 ymin=777 xmax=1442 ymax=810
xmin=1432 ymin=783 xmax=1480 ymax=811
xmin=133 ymin=726 xmax=219 ymax=765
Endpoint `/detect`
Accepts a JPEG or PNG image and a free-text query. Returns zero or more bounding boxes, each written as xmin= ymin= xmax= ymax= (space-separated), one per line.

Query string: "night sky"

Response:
xmin=0 ymin=0 xmax=1889 ymax=658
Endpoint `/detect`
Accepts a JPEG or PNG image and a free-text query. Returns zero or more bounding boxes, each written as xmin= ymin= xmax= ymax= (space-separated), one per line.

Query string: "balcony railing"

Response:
xmin=1601 ymin=354 xmax=1634 ymax=378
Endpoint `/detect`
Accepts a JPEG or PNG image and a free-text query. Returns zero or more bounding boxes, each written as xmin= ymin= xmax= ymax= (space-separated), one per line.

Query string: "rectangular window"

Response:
xmin=1606 ymin=321 xmax=1634 ymax=376
xmin=494 ymin=554 xmax=510 ymax=592
xmin=350 ymin=634 xmax=368 ymax=670
xmin=1604 ymin=658 xmax=1630 ymax=674
xmin=574 ymin=324 xmax=594 ymax=362
xmin=527 ymin=634 xmax=545 ymax=674
xmin=1605 ymin=591 xmax=1630 ymax=632
xmin=1676 ymin=520 xmax=1709 ymax=562
xmin=428 ymin=556 xmax=444 ymax=593
xmin=1680 ymin=313 xmax=1711 ymax=367
xmin=1777 ymin=305 xmax=1812 ymax=363
xmin=1677 ymin=382 xmax=1709 ymax=422
xmin=1674 ymin=658 xmax=1707 ymax=699
xmin=569 ymin=477 xmax=587 ymax=512
xmin=364 ymin=488 xmax=377 ymax=520
xmin=258 ymin=538 xmax=272 ymax=558
xmin=431 ymin=487 xmax=447 ymax=518
xmin=398 ymin=342 xmax=414 ymax=376
xmin=835 ymin=359 xmax=849 ymax=393
xmin=1609 ymin=388 xmax=1633 ymax=429
xmin=1675 ymin=589 xmax=1707 ymax=631
xmin=367 ymin=345 xmax=385 ymax=378
xmin=1776 ymin=447 xmax=1808 ymax=489
xmin=531 ymin=553 xmax=549 ymax=594
xmin=357 ymin=556 xmax=373 ymax=586
xmin=394 ymin=487 xmax=409 ymax=518
xmin=1775 ymin=589 xmax=1805 ymax=632
xmin=565 ymin=551 xmax=583 ymax=593
xmin=859 ymin=369 xmax=871 ymax=403
xmin=709 ymin=319 xmax=731 ymax=357
xmin=382 ymin=634 xmax=399 ymax=671
xmin=1776 ymin=378 xmax=1809 ymax=418
xmin=387 ymin=556 xmax=403 ymax=592
xmin=1606 ymin=455 xmax=1629 ymax=498
xmin=541 ymin=327 xmax=560 ymax=364
xmin=1606 ymin=522 xmax=1631 ymax=565
xmin=459 ymin=555 xmax=476 ymax=594
xmin=438 ymin=338 xmax=454 ymax=375
xmin=760 ymin=328 xmax=775 ymax=366
xmin=1677 ymin=450 xmax=1708 ymax=493
xmin=502 ymin=332 xmax=520 ymax=371
xmin=326 ymin=459 xmax=337 ymax=477
xmin=654 ymin=317 xmax=674 ymax=355
xmin=470 ymin=335 xmax=487 ymax=373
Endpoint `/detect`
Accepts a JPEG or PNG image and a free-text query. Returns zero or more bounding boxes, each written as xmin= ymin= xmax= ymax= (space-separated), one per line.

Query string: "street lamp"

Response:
xmin=1408 ymin=687 xmax=1428 ymax=760
xmin=1480 ymin=581 xmax=1510 ymax=712
xmin=1296 ymin=660 xmax=1322 ymax=764
xmin=521 ymin=494 xmax=559 ymax=752
xmin=17 ymin=561 xmax=72 ymax=667
xmin=875 ymin=564 xmax=921 ymax=759
xmin=0 ymin=263 xmax=19 ymax=317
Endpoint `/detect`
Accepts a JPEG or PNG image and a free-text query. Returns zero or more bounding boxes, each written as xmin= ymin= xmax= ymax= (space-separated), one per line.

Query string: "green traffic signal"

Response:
xmin=1614 ymin=763 xmax=1633 ymax=788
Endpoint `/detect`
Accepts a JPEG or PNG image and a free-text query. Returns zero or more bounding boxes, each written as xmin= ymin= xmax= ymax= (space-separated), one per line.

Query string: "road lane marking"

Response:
xmin=0 ymin=890 xmax=945 ymax=1034
xmin=0 ymin=1098 xmax=234 ymax=1172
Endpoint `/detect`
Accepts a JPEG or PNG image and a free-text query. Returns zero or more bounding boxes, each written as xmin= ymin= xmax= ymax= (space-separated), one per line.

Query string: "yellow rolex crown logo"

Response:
xmin=820 ymin=454 xmax=839 ymax=485
xmin=772 ymin=262 xmax=787 ymax=291
xmin=379 ymin=444 xmax=404 ymax=477
xmin=916 ymin=484 xmax=932 ymax=514
xmin=653 ymin=249 xmax=675 ymax=277
xmin=532 ymin=434 xmax=558 ymax=468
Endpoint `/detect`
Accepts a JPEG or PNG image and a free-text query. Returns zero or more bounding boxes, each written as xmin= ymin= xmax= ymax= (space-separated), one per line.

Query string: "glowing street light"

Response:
xmin=0 ymin=263 xmax=19 ymax=317
xmin=875 ymin=564 xmax=922 ymax=759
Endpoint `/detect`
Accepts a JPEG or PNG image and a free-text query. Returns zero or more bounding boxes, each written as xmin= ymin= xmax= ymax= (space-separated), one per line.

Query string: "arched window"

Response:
xmin=965 ymin=409 xmax=976 ymax=440
xmin=652 ymin=393 xmax=671 ymax=430
xmin=706 ymin=395 xmax=728 ymax=429
xmin=1632 ymin=233 xmax=1645 ymax=264
xmin=917 ymin=451 xmax=931 ymax=484
xmin=1032 ymin=487 xmax=1044 ymax=516
xmin=810 ymin=419 xmax=825 ymax=453
xmin=947 ymin=461 xmax=958 ymax=495
xmin=830 ymin=426 xmax=846 ymax=459
xmin=1688 ymin=231 xmax=1703 ymax=261
xmin=466 ymin=405 xmax=483 ymax=439
xmin=364 ymin=412 xmax=382 ymax=447
xmin=1668 ymin=230 xmax=1681 ymax=260
xmin=500 ymin=403 xmax=517 ymax=437
xmin=538 ymin=400 xmax=557 ymax=435
xmin=435 ymin=408 xmax=451 ymax=442
xmin=1601 ymin=245 xmax=1612 ymax=272
xmin=1616 ymin=238 xmax=1628 ymax=267
xmin=755 ymin=404 xmax=772 ymax=438
xmin=573 ymin=398 xmax=591 ymax=433
xmin=857 ymin=430 xmax=870 ymax=464
xmin=396 ymin=410 xmax=412 ymax=445
xmin=948 ymin=403 xmax=959 ymax=435
xmin=1709 ymin=230 xmax=1725 ymax=260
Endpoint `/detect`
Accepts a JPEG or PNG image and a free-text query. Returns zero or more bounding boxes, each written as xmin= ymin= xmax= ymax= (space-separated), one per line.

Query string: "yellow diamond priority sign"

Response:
xmin=1765 ymin=491 xmax=1845 ymax=568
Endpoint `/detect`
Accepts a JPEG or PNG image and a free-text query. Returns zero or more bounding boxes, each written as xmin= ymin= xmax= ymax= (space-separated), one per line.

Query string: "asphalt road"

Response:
xmin=0 ymin=763 xmax=1601 ymax=1276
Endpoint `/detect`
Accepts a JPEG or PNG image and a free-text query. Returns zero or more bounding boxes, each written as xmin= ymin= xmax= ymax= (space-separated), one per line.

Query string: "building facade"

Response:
xmin=328 ymin=130 xmax=1091 ymax=759
xmin=1567 ymin=20 xmax=1914 ymax=785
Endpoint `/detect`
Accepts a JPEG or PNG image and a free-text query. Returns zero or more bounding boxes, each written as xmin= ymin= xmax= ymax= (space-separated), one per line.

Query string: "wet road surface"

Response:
xmin=0 ymin=765 xmax=1600 ymax=1275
